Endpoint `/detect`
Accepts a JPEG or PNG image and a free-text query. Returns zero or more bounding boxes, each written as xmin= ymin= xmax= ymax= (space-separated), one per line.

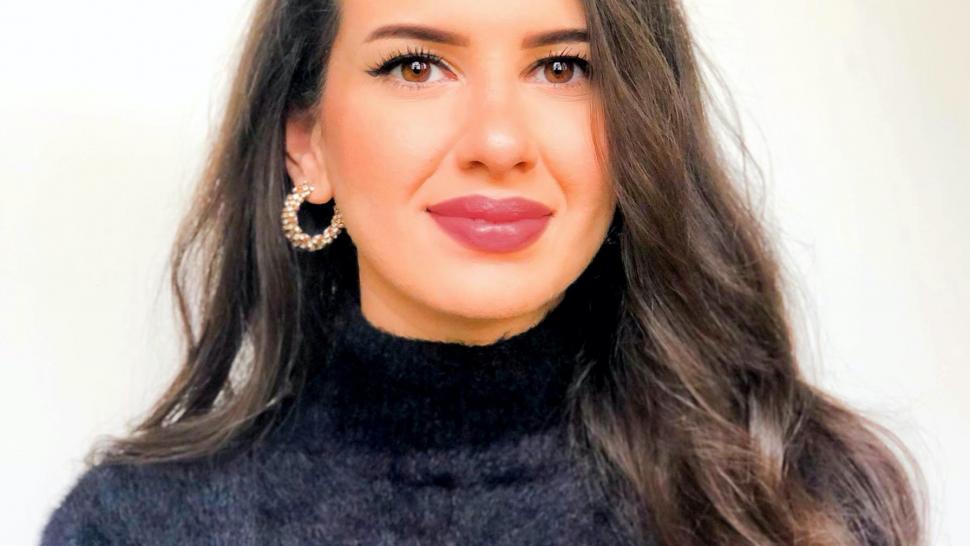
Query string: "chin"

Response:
xmin=421 ymin=280 xmax=561 ymax=321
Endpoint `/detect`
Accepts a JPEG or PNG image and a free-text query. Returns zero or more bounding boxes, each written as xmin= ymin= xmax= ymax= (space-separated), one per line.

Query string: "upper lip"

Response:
xmin=426 ymin=194 xmax=554 ymax=222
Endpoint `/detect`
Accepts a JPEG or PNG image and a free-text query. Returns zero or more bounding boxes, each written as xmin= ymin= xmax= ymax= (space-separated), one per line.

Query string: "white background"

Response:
xmin=1 ymin=1 xmax=967 ymax=544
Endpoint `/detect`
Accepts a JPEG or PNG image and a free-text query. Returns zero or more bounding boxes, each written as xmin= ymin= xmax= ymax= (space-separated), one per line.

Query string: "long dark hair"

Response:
xmin=87 ymin=1 xmax=926 ymax=545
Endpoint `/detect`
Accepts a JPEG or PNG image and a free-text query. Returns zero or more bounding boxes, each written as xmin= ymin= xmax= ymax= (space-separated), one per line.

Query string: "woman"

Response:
xmin=41 ymin=0 xmax=925 ymax=544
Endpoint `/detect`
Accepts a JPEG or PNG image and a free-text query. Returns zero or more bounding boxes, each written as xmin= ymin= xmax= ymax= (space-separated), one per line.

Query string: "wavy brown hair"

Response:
xmin=87 ymin=0 xmax=926 ymax=545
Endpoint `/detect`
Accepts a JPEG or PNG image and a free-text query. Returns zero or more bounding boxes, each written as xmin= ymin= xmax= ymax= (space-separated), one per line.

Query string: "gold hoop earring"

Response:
xmin=281 ymin=181 xmax=344 ymax=251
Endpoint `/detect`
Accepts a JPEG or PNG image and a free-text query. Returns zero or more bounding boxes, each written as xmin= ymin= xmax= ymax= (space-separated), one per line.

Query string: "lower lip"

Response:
xmin=428 ymin=212 xmax=551 ymax=253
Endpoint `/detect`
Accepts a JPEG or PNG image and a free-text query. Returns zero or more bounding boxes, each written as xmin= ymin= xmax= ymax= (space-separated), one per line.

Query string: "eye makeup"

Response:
xmin=364 ymin=44 xmax=593 ymax=91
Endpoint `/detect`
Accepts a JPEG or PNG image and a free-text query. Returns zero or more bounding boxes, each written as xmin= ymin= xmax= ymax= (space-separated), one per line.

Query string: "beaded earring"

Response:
xmin=280 ymin=181 xmax=344 ymax=251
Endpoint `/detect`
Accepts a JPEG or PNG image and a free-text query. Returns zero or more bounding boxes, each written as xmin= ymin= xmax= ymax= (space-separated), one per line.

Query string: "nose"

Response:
xmin=453 ymin=83 xmax=538 ymax=180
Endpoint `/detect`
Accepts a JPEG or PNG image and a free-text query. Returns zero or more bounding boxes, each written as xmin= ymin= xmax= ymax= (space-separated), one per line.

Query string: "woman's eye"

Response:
xmin=390 ymin=57 xmax=449 ymax=84
xmin=368 ymin=53 xmax=453 ymax=88
xmin=532 ymin=57 xmax=591 ymax=87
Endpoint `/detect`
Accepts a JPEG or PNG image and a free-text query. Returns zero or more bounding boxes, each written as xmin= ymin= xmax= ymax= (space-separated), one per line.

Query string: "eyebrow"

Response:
xmin=363 ymin=24 xmax=589 ymax=48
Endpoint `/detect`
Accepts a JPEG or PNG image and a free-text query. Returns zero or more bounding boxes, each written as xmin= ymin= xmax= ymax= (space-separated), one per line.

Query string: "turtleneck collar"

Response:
xmin=291 ymin=288 xmax=586 ymax=454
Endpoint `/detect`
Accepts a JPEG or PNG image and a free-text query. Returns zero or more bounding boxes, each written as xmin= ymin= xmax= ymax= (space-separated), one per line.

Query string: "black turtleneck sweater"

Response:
xmin=40 ymin=290 xmax=641 ymax=545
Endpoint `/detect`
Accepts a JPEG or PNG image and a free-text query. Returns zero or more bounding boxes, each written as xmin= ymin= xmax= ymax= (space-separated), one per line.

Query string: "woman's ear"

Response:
xmin=284 ymin=112 xmax=333 ymax=205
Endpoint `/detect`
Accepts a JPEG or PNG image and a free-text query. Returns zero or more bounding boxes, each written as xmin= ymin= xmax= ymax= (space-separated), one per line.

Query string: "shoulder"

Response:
xmin=40 ymin=463 xmax=136 ymax=545
xmin=41 ymin=454 xmax=246 ymax=546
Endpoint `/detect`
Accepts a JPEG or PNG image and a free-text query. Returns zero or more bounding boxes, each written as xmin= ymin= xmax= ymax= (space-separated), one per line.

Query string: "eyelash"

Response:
xmin=365 ymin=45 xmax=593 ymax=90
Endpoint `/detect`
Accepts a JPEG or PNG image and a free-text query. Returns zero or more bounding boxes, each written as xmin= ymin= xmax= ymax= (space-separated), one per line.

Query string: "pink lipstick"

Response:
xmin=426 ymin=194 xmax=553 ymax=253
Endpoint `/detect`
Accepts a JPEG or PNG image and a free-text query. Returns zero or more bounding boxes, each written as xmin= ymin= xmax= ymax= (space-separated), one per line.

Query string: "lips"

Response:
xmin=426 ymin=194 xmax=553 ymax=253
xmin=426 ymin=195 xmax=553 ymax=221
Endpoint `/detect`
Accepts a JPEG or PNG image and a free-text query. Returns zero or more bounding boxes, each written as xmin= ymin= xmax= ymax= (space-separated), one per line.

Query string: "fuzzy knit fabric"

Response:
xmin=40 ymin=289 xmax=644 ymax=545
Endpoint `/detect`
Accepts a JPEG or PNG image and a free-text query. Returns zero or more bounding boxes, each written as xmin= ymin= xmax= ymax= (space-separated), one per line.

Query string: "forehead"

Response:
xmin=335 ymin=0 xmax=588 ymax=44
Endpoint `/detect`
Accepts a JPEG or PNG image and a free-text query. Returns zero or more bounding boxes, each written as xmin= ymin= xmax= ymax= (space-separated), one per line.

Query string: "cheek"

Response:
xmin=323 ymin=95 xmax=422 ymax=249
xmin=321 ymin=89 xmax=447 ymax=213
xmin=536 ymin=101 xmax=613 ymax=230
xmin=319 ymin=80 xmax=459 ymax=280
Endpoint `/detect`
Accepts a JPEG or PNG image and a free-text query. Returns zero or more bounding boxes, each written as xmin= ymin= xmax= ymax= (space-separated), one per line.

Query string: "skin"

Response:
xmin=284 ymin=0 xmax=614 ymax=345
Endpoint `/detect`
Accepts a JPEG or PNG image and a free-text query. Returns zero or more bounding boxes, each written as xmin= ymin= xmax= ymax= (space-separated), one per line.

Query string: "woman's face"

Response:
xmin=286 ymin=0 xmax=614 ymax=344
